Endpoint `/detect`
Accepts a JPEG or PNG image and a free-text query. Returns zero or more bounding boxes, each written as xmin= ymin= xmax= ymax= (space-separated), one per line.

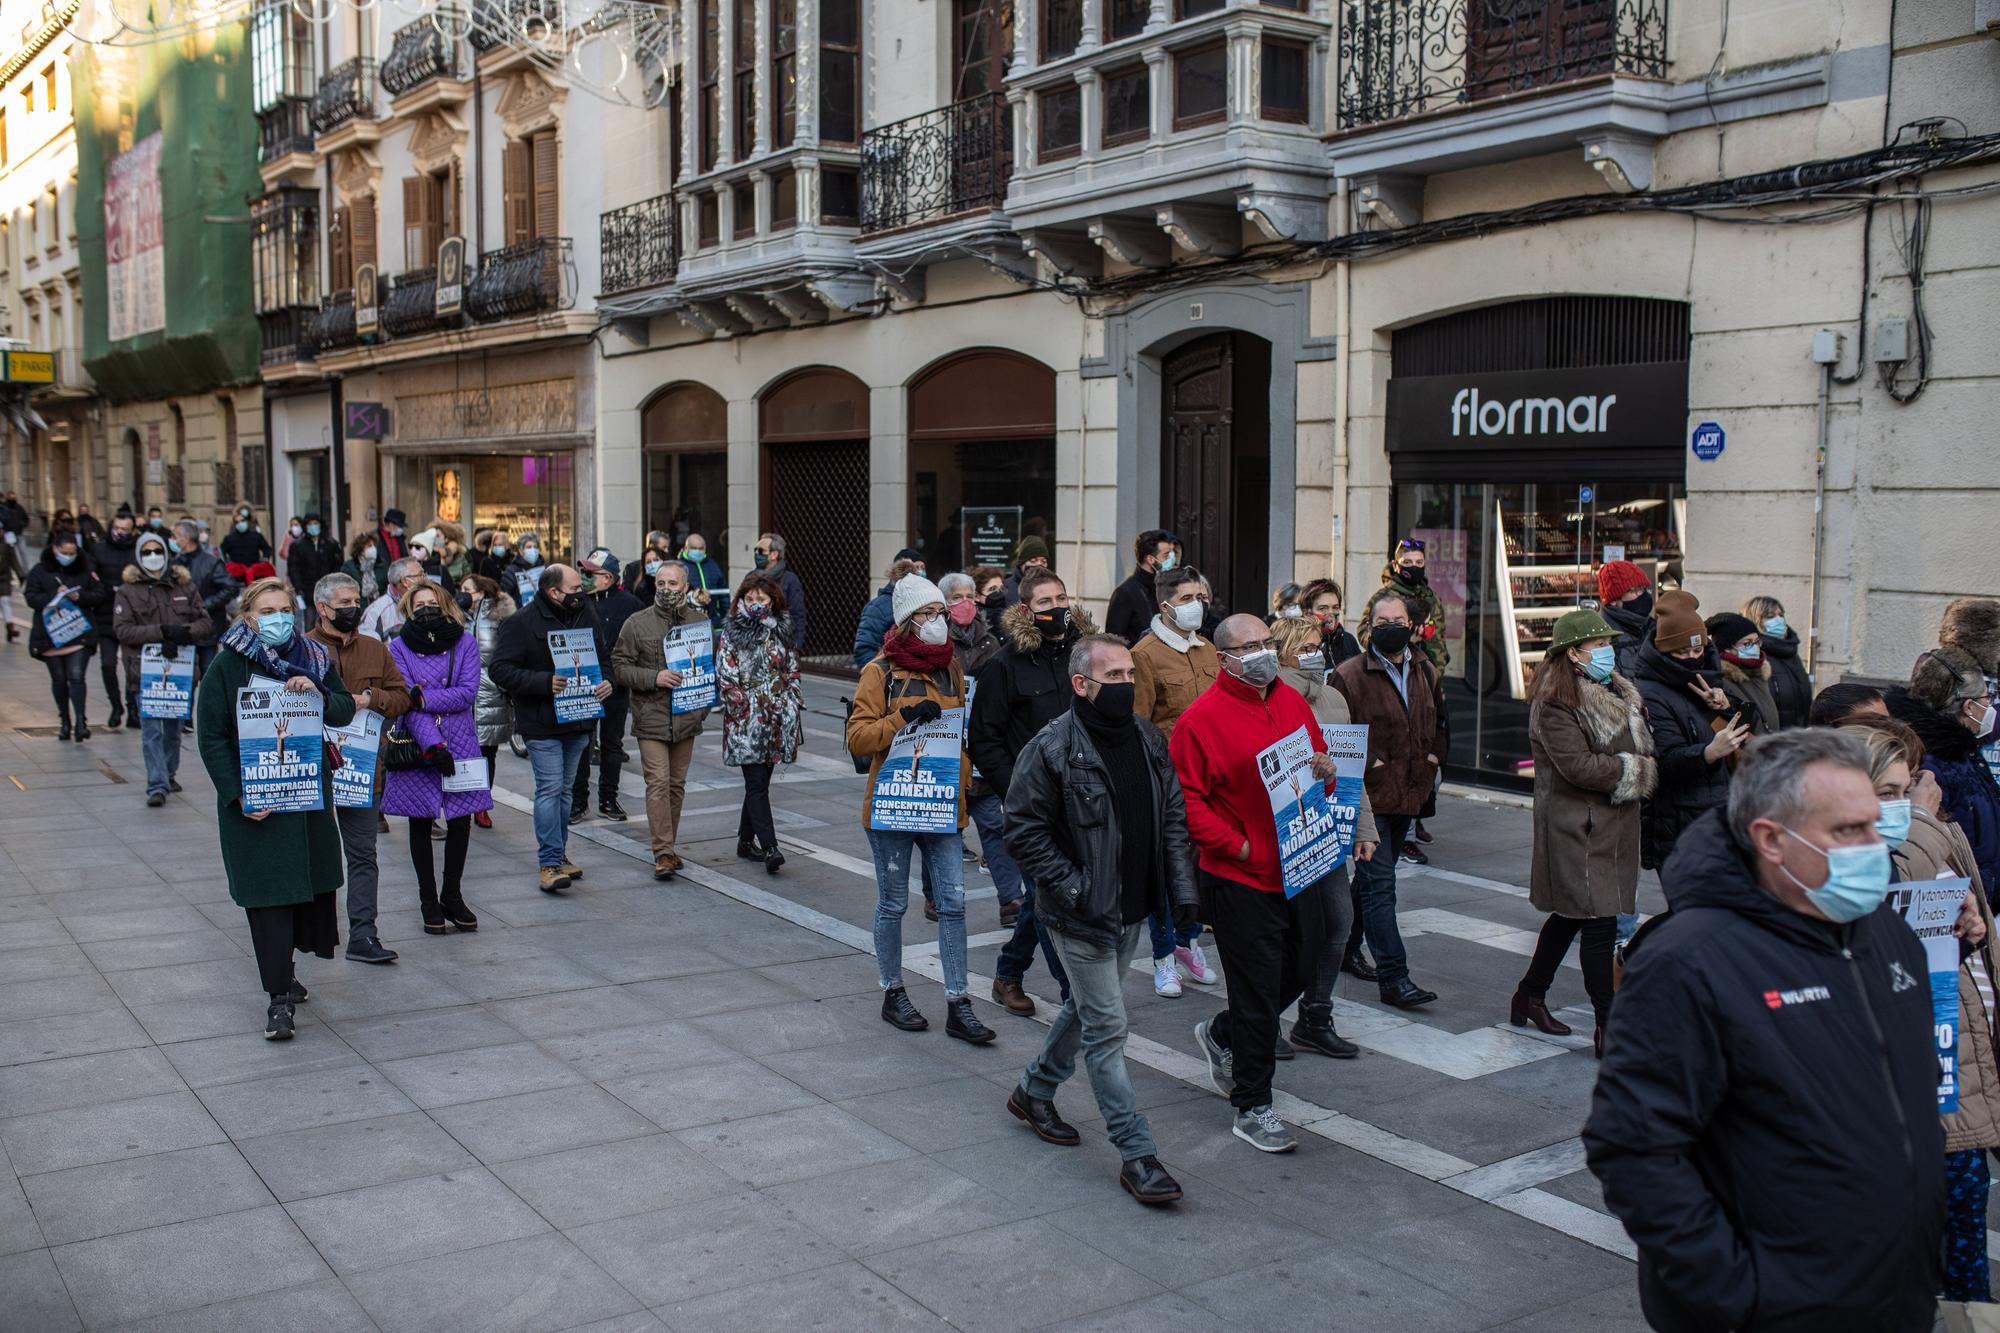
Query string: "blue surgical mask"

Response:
xmin=306 ymin=523 xmax=321 ymax=538
xmin=235 ymin=521 xmax=249 ymax=533
xmin=1875 ymin=799 xmax=1912 ymax=850
xmin=256 ymin=611 xmax=296 ymax=647
xmin=54 ymin=550 xmax=76 ymax=567
xmin=1159 ymin=551 xmax=1179 ymax=573
xmin=1763 ymin=616 xmax=1788 ymax=637
xmin=1583 ymin=644 xmax=1617 ymax=683
xmin=1780 ymin=827 xmax=1892 ymax=923
xmin=521 ymin=547 xmax=541 ymax=566
xmin=1735 ymin=641 xmax=1762 ymax=662
xmin=492 ymin=542 xmax=509 ymax=556
xmin=644 ymin=560 xmax=662 ymax=578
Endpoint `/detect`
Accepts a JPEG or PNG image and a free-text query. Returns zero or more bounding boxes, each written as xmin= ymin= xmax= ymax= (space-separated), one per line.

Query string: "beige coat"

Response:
xmin=1131 ymin=620 xmax=1218 ymax=739
xmin=1528 ymin=672 xmax=1657 ymax=918
xmin=1894 ymin=808 xmax=2000 ymax=1152
xmin=1276 ymin=663 xmax=1376 ymax=837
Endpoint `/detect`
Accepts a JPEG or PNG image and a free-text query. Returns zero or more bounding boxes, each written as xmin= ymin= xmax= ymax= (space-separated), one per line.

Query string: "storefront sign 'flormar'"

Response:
xmin=395 ymin=379 xmax=578 ymax=442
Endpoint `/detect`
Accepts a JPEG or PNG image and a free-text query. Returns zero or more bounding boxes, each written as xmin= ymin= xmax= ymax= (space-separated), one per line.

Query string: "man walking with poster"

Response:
xmin=612 ymin=559 xmax=713 ymax=881
xmin=113 ymin=530 xmax=217 ymax=806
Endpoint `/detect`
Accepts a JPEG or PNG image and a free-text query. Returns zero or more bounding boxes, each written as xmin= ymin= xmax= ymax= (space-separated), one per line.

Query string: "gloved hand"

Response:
xmin=423 ymin=745 xmax=457 ymax=777
xmin=899 ymin=699 xmax=943 ymax=726
xmin=160 ymin=623 xmax=188 ymax=646
xmin=408 ymin=684 xmax=426 ymax=710
xmin=1173 ymin=904 xmax=1203 ymax=936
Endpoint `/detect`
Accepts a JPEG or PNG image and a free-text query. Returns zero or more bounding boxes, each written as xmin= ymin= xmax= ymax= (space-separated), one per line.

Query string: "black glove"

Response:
xmin=899 ymin=699 xmax=943 ymax=726
xmin=408 ymin=684 xmax=425 ymax=710
xmin=1173 ymin=904 xmax=1202 ymax=936
xmin=159 ymin=623 xmax=188 ymax=646
xmin=423 ymin=745 xmax=457 ymax=777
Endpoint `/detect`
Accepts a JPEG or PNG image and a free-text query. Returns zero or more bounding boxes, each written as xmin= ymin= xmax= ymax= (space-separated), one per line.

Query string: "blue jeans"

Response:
xmin=868 ymin=829 xmax=968 ymax=997
xmin=968 ymin=791 xmax=1024 ymax=906
xmin=1615 ymin=912 xmax=1640 ymax=943
xmin=139 ymin=716 xmax=183 ymax=797
xmin=1149 ymin=907 xmax=1203 ymax=962
xmin=994 ymin=879 xmax=1071 ymax=1000
xmin=1024 ymin=921 xmax=1156 ymax=1161
xmin=526 ymin=734 xmax=591 ymax=867
xmin=1351 ymin=813 xmax=1412 ymax=987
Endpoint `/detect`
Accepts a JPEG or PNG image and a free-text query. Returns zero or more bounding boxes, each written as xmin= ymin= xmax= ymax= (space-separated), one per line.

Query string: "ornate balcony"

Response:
xmin=311 ymin=58 xmax=378 ymax=135
xmin=304 ymin=291 xmax=359 ymax=356
xmin=466 ymin=237 xmax=572 ymax=322
xmin=381 ymin=13 xmax=461 ymax=97
xmin=599 ymin=194 xmax=678 ymax=295
xmin=258 ymin=306 xmax=320 ymax=366
xmin=381 ymin=268 xmax=454 ymax=337
xmin=861 ymin=93 xmax=1011 ymax=235
xmin=468 ymin=0 xmax=556 ymax=53
xmin=258 ymin=97 xmax=315 ymax=164
xmin=1335 ymin=0 xmax=1669 ymax=131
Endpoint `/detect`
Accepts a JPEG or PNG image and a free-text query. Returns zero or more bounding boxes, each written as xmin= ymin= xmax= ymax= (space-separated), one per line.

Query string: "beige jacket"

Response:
xmin=1132 ymin=617 xmax=1218 ymax=739
xmin=1895 ymin=807 xmax=2000 ymax=1153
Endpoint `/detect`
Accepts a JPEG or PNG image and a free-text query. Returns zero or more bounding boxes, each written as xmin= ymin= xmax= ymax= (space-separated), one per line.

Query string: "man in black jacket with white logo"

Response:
xmin=1585 ymin=728 xmax=1947 ymax=1333
xmin=1002 ymin=634 xmax=1197 ymax=1207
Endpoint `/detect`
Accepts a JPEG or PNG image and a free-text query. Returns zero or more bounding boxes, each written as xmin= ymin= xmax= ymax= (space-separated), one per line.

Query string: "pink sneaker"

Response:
xmin=1175 ymin=942 xmax=1218 ymax=986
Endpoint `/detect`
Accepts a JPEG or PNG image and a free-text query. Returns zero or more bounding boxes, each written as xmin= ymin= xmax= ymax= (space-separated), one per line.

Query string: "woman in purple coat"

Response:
xmin=383 ymin=580 xmax=492 ymax=934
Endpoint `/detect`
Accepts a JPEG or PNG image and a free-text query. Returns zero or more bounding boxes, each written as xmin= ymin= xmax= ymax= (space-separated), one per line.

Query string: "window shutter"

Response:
xmin=502 ymin=140 xmax=533 ymax=246
xmin=401 ymin=174 xmax=427 ymax=269
xmin=329 ymin=203 xmax=352 ymax=290
xmin=352 ymin=194 xmax=377 ymax=273
xmin=531 ymin=131 xmax=559 ymax=240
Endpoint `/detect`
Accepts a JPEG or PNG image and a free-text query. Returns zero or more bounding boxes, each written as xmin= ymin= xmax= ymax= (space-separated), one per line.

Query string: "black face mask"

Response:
xmin=1032 ymin=607 xmax=1070 ymax=640
xmin=455 ymin=591 xmax=475 ymax=612
xmin=1398 ymin=564 xmax=1428 ymax=587
xmin=558 ymin=590 xmax=586 ymax=613
xmin=1371 ymin=623 xmax=1414 ymax=657
xmin=1078 ymin=681 xmax=1136 ymax=727
xmin=1624 ymin=592 xmax=1654 ymax=621
xmin=412 ymin=605 xmax=444 ymax=622
xmin=329 ymin=606 xmax=364 ymax=635
xmin=983 ymin=591 xmax=1005 ymax=609
xmin=110 ymin=530 xmax=135 ymax=547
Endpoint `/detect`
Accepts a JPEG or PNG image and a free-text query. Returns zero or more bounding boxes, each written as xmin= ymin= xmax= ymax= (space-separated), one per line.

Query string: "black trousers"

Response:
xmin=44 ymin=650 xmax=91 ymax=722
xmin=739 ymin=762 xmax=776 ymax=850
xmin=572 ymin=690 xmax=630 ymax=806
xmin=410 ymin=815 xmax=472 ymax=902
xmin=480 ymin=745 xmax=499 ymax=792
xmin=1300 ymin=867 xmax=1355 ymax=1014
xmin=99 ymin=641 xmax=132 ymax=716
xmin=244 ymin=896 xmax=338 ymax=996
xmin=1520 ymin=913 xmax=1618 ymax=1024
xmin=1200 ymin=869 xmax=1324 ymax=1112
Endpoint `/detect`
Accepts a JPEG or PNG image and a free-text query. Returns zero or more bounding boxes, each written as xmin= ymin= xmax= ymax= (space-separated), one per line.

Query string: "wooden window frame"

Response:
xmin=1037 ymin=84 xmax=1081 ymax=160
xmin=1103 ymin=0 xmax=1146 ymax=44
xmin=1040 ymin=0 xmax=1080 ymax=62
xmin=1100 ymin=62 xmax=1149 ymax=147
xmin=1174 ymin=0 xmax=1223 ymax=16
xmin=1258 ymin=35 xmax=1309 ymax=124
xmin=698 ymin=191 xmax=721 ymax=247
xmin=818 ymin=0 xmax=860 ymax=146
xmin=328 ymin=203 xmax=353 ymax=291
xmin=819 ymin=165 xmax=860 ymax=226
xmin=698 ymin=0 xmax=721 ymax=171
xmin=731 ymin=179 xmax=757 ymax=238
xmin=501 ymin=139 xmax=534 ymax=245
xmin=771 ymin=0 xmax=797 ymax=148
xmin=733 ymin=0 xmax=756 ymax=160
xmin=1171 ymin=40 xmax=1227 ymax=130
xmin=770 ymin=166 xmax=797 ymax=230
xmin=530 ymin=130 xmax=559 ymax=240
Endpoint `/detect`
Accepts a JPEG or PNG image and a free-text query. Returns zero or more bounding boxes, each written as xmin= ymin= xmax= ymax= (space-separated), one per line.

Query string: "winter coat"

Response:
xmin=219 ymin=526 xmax=272 ymax=567
xmin=340 ymin=556 xmax=387 ymax=606
xmin=1372 ymin=565 xmax=1450 ymax=672
xmin=681 ymin=550 xmax=728 ymax=608
xmin=84 ymin=533 xmax=140 ymax=625
xmin=1893 ymin=807 xmax=2000 ymax=1153
xmin=1630 ymin=640 xmax=1734 ymax=871
xmin=851 ymin=584 xmax=896 ymax=668
xmin=846 ymin=651 xmax=969 ymax=830
xmin=1331 ymin=646 xmax=1444 ymax=819
xmin=1584 ymin=806 xmax=1944 ymax=1333
xmin=950 ymin=613 xmax=1002 ymax=677
xmin=1130 ymin=620 xmax=1219 ymax=740
xmin=502 ymin=557 xmax=548 ymax=607
xmin=1762 ymin=628 xmax=1811 ymax=729
xmin=1602 ymin=601 xmax=1653 ymax=681
xmin=382 ymin=626 xmax=493 ymax=820
xmin=468 ymin=595 xmax=516 ymax=747
xmin=24 ymin=547 xmax=109 ymax=658
xmin=475 ymin=549 xmax=514 ymax=586
xmin=1320 ymin=623 xmax=1362 ymax=670
xmin=590 ymin=586 xmax=646 ymax=662
xmin=968 ymin=602 xmax=1095 ymax=800
xmin=1104 ymin=566 xmax=1157 ymax=646
xmin=286 ymin=535 xmax=343 ymax=600
xmin=1276 ymin=663 xmax=1375 ymax=836
xmin=194 ymin=644 xmax=357 ymax=908
xmin=0 ymin=539 xmax=24 ymax=596
xmin=1004 ymin=710 xmax=1200 ymax=947
xmin=1528 ymin=672 xmax=1656 ymax=918
xmin=717 ymin=611 xmax=803 ymax=766
xmin=177 ymin=547 xmax=238 ymax=629
xmin=488 ymin=591 xmax=608 ymax=740
xmin=611 ymin=598 xmax=714 ymax=746
xmin=1887 ymin=688 xmax=2000 ymax=898
xmin=111 ymin=563 xmax=218 ymax=679
xmin=1168 ymin=670 xmax=1334 ymax=892
xmin=305 ymin=622 xmax=412 ymax=807
xmin=764 ymin=559 xmax=807 ymax=652
xmin=1718 ymin=656 xmax=1780 ymax=736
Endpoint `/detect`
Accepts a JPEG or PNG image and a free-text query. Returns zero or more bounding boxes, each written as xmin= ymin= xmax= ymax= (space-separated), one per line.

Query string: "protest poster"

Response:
xmin=42 ymin=596 xmax=91 ymax=649
xmin=442 ymin=755 xmax=489 ymax=793
xmin=327 ymin=710 xmax=383 ymax=808
xmin=1259 ymin=724 xmax=1358 ymax=898
xmin=1890 ymin=875 xmax=1970 ymax=1113
xmin=236 ymin=686 xmax=325 ymax=813
xmin=138 ymin=644 xmax=195 ymax=720
xmin=869 ymin=706 xmax=964 ymax=834
xmin=513 ymin=569 xmax=539 ymax=605
xmin=665 ymin=620 xmax=717 ymax=713
xmin=549 ymin=628 xmax=605 ymax=723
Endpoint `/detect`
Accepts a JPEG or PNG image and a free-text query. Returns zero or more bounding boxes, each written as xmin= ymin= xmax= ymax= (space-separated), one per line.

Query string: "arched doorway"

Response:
xmin=1161 ymin=331 xmax=1270 ymax=615
xmin=642 ymin=382 xmax=729 ymax=554
xmin=123 ymin=428 xmax=145 ymax=512
xmin=760 ymin=368 xmax=870 ymax=664
xmin=907 ymin=349 xmax=1056 ymax=572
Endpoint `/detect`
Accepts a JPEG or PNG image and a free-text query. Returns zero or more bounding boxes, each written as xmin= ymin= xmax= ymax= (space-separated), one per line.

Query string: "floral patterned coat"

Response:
xmin=718 ymin=612 xmax=803 ymax=767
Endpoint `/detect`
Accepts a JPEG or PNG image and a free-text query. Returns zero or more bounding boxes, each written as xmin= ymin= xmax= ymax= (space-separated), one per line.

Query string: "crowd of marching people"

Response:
xmin=9 ymin=486 xmax=2000 ymax=1325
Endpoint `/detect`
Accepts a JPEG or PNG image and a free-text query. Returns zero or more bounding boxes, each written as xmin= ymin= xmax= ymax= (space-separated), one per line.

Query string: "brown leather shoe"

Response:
xmin=991 ymin=978 xmax=1035 ymax=1016
xmin=558 ymin=861 xmax=584 ymax=881
xmin=1006 ymin=1085 xmax=1079 ymax=1146
xmin=538 ymin=866 xmax=571 ymax=894
xmin=1508 ymin=987 xmax=1573 ymax=1036
xmin=653 ymin=851 xmax=682 ymax=881
xmin=999 ymin=898 xmax=1022 ymax=928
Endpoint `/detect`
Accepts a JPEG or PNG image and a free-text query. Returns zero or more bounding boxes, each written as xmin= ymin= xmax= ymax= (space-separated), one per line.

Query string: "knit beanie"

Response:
xmin=1597 ymin=559 xmax=1650 ymax=605
xmin=1013 ymin=535 xmax=1050 ymax=566
xmin=892 ymin=573 xmax=946 ymax=625
xmin=1705 ymin=612 xmax=1759 ymax=654
xmin=1653 ymin=590 xmax=1706 ymax=653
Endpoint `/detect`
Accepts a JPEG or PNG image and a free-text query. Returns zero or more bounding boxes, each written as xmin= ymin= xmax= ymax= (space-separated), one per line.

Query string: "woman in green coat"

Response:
xmin=196 ymin=576 xmax=356 ymax=1040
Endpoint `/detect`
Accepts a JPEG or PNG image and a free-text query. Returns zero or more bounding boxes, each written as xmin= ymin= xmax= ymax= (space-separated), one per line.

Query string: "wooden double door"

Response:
xmin=1160 ymin=332 xmax=1270 ymax=617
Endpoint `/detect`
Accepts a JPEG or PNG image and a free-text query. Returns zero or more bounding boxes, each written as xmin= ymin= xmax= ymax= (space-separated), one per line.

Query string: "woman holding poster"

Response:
xmin=194 ymin=577 xmax=355 ymax=1042
xmin=113 ymin=531 xmax=216 ymax=805
xmin=845 ymin=574 xmax=993 ymax=1046
xmin=1511 ymin=609 xmax=1655 ymax=1057
xmin=384 ymin=581 xmax=490 ymax=935
xmin=23 ymin=530 xmax=109 ymax=741
xmin=716 ymin=572 xmax=802 ymax=876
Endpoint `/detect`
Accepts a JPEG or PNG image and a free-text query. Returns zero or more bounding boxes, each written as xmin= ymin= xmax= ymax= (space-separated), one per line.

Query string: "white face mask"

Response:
xmin=1279 ymin=605 xmax=1303 ymax=618
xmin=1973 ymin=699 xmax=1999 ymax=739
xmin=1168 ymin=600 xmax=1204 ymax=632
xmin=917 ymin=616 xmax=949 ymax=646
xmin=362 ymin=546 xmax=378 ymax=564
xmin=138 ymin=551 xmax=168 ymax=573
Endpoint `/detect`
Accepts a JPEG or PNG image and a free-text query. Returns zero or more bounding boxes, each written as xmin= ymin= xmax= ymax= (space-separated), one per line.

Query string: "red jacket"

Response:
xmin=1168 ymin=669 xmax=1328 ymax=893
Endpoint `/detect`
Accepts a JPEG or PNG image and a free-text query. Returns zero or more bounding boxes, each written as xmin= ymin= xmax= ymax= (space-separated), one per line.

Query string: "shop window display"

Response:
xmin=910 ymin=438 xmax=1057 ymax=576
xmin=391 ymin=453 xmax=575 ymax=561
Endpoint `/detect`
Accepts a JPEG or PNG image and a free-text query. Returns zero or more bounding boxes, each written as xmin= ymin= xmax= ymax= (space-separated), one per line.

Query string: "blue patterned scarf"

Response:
xmin=221 ymin=619 xmax=332 ymax=686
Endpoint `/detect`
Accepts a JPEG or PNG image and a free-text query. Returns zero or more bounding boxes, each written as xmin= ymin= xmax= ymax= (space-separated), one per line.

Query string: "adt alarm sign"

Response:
xmin=1691 ymin=421 xmax=1725 ymax=461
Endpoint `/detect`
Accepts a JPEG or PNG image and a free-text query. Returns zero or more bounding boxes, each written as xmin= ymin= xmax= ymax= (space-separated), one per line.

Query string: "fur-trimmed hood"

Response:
xmin=999 ymin=600 xmax=1097 ymax=654
xmin=122 ymin=560 xmax=192 ymax=587
xmin=1718 ymin=655 xmax=1771 ymax=685
xmin=1942 ymin=598 xmax=2000 ymax=677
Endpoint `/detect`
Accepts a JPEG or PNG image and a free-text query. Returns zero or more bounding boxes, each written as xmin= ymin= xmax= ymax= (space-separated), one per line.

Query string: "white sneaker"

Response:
xmin=1153 ymin=957 xmax=1183 ymax=998
xmin=1175 ymin=942 xmax=1218 ymax=986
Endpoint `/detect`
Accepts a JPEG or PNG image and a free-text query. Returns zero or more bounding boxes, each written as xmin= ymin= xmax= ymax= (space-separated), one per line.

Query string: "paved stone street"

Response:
xmin=0 ymin=634 xmax=1659 ymax=1331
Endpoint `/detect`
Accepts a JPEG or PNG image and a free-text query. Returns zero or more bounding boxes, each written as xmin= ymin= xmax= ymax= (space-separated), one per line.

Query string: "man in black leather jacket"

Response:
xmin=1000 ymin=633 xmax=1199 ymax=1207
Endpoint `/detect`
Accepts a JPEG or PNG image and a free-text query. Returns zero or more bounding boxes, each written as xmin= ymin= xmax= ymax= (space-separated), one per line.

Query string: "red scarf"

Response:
xmin=883 ymin=628 xmax=955 ymax=674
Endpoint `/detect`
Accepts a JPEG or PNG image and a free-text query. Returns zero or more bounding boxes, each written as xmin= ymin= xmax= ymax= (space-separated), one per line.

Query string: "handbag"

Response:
xmin=381 ymin=718 xmax=429 ymax=771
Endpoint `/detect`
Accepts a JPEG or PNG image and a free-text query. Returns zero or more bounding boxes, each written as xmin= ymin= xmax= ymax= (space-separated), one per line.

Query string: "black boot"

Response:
xmin=439 ymin=892 xmax=479 ymax=931
xmin=1006 ymin=1085 xmax=1080 ymax=1146
xmin=264 ymin=995 xmax=295 ymax=1040
xmin=419 ymin=885 xmax=447 ymax=935
xmin=105 ymin=699 xmax=124 ymax=731
xmin=57 ymin=703 xmax=71 ymax=742
xmin=737 ymin=839 xmax=762 ymax=861
xmin=881 ymin=985 xmax=928 ymax=1032
xmin=73 ymin=708 xmax=90 ymax=742
xmin=765 ymin=846 xmax=785 ymax=874
xmin=1292 ymin=1004 xmax=1359 ymax=1058
xmin=946 ymin=997 xmax=995 ymax=1045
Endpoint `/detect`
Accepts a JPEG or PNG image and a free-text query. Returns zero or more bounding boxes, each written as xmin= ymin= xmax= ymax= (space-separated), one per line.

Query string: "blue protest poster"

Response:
xmin=549 ymin=629 xmax=606 ymax=723
xmin=513 ymin=569 xmax=539 ymax=605
xmin=236 ymin=686 xmax=326 ymax=814
xmin=665 ymin=621 xmax=717 ymax=714
xmin=1893 ymin=875 xmax=1969 ymax=1113
xmin=328 ymin=710 xmax=383 ymax=809
xmin=42 ymin=597 xmax=91 ymax=649
xmin=1319 ymin=722 xmax=1369 ymax=864
xmin=138 ymin=644 xmax=195 ymax=720
xmin=1982 ymin=736 xmax=2000 ymax=789
xmin=870 ymin=706 xmax=964 ymax=834
xmin=1260 ymin=725 xmax=1355 ymax=898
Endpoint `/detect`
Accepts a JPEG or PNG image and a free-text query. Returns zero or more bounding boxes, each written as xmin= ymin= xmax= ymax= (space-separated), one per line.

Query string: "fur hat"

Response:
xmin=1941 ymin=598 xmax=2000 ymax=677
xmin=1597 ymin=559 xmax=1650 ymax=605
xmin=1653 ymin=590 xmax=1706 ymax=653
xmin=892 ymin=573 xmax=946 ymax=625
xmin=1705 ymin=612 xmax=1760 ymax=654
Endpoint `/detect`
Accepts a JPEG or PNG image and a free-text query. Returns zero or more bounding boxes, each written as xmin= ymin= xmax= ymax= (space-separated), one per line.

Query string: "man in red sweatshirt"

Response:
xmin=1169 ymin=612 xmax=1342 ymax=1154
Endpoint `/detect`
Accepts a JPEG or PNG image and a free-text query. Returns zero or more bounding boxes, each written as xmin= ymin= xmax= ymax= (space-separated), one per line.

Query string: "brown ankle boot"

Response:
xmin=1508 ymin=988 xmax=1573 ymax=1036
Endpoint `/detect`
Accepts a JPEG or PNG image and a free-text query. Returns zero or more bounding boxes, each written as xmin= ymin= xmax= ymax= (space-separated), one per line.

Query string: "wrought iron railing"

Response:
xmin=213 ymin=460 xmax=239 ymax=507
xmin=599 ymin=194 xmax=678 ymax=294
xmin=311 ymin=58 xmax=378 ymax=134
xmin=259 ymin=306 xmax=319 ymax=365
xmin=304 ymin=290 xmax=359 ymax=355
xmin=466 ymin=237 xmax=572 ymax=321
xmin=258 ymin=96 xmax=315 ymax=162
xmin=860 ymin=92 xmax=1011 ymax=234
xmin=1335 ymin=0 xmax=1668 ymax=131
xmin=382 ymin=12 xmax=461 ymax=96
xmin=382 ymin=268 xmax=455 ymax=337
xmin=468 ymin=0 xmax=558 ymax=51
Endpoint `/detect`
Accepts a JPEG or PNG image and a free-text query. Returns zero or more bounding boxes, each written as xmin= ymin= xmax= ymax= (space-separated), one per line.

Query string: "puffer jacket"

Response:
xmin=1585 ymin=806 xmax=1944 ymax=1333
xmin=1527 ymin=671 xmax=1655 ymax=918
xmin=111 ymin=562 xmax=217 ymax=678
xmin=610 ymin=597 xmax=713 ymax=745
xmin=469 ymin=594 xmax=517 ymax=747
xmin=1004 ymin=710 xmax=1200 ymax=946
xmin=1630 ymin=640 xmax=1733 ymax=870
xmin=1888 ymin=687 xmax=2000 ymax=901
xmin=1718 ymin=656 xmax=1780 ymax=736
xmin=846 ymin=649 xmax=969 ymax=830
xmin=968 ymin=601 xmax=1095 ymax=799
xmin=851 ymin=584 xmax=896 ymax=668
xmin=1893 ymin=807 xmax=2000 ymax=1153
xmin=24 ymin=546 xmax=109 ymax=658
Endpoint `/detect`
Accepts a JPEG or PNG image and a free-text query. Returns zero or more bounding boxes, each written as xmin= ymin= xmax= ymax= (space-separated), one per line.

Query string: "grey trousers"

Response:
xmin=1023 ymin=921 xmax=1156 ymax=1162
xmin=334 ymin=805 xmax=381 ymax=940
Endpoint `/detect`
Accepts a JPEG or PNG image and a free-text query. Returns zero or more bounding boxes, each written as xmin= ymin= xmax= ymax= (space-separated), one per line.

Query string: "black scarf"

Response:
xmin=399 ymin=612 xmax=465 ymax=658
xmin=1074 ymin=697 xmax=1156 ymax=924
